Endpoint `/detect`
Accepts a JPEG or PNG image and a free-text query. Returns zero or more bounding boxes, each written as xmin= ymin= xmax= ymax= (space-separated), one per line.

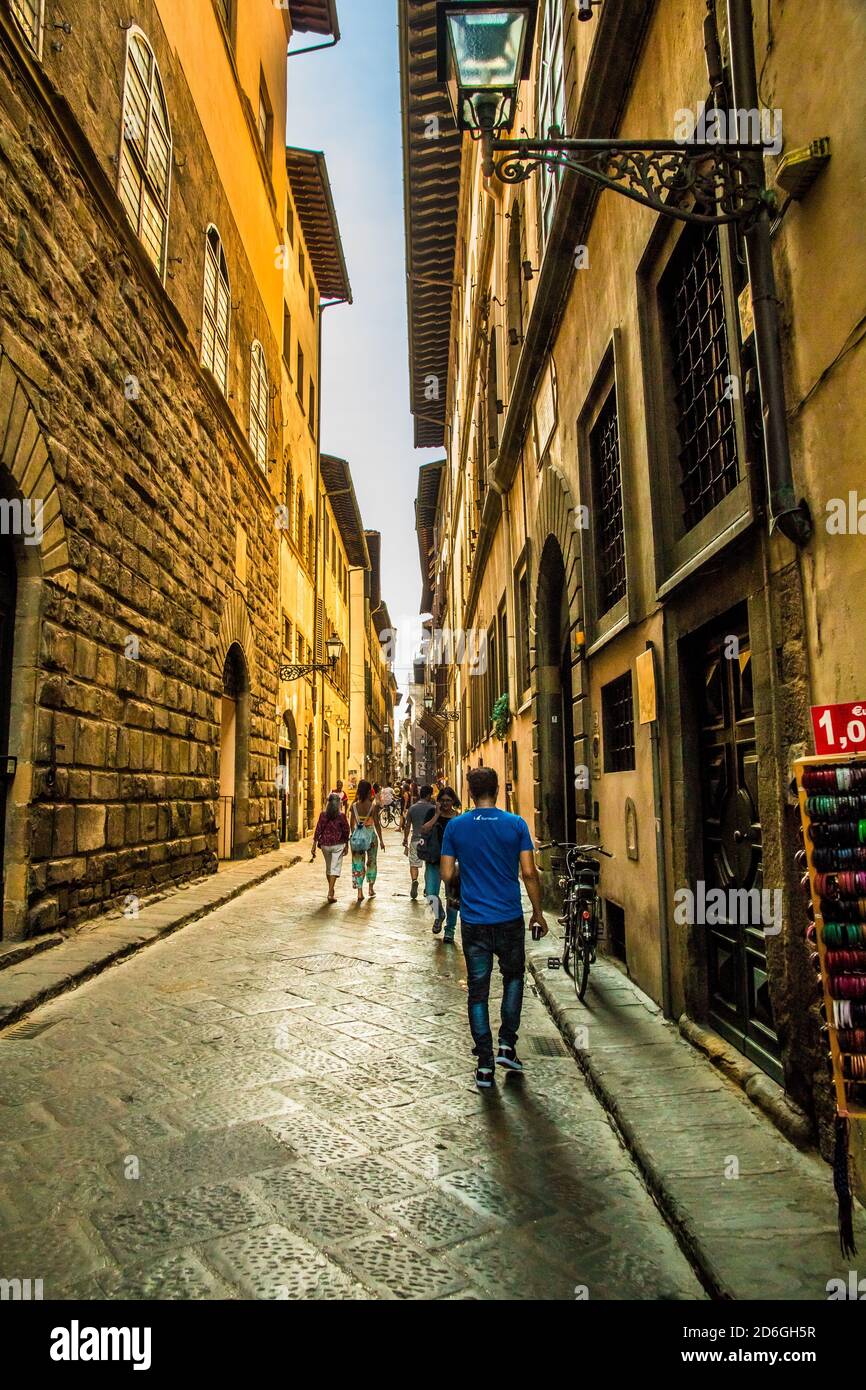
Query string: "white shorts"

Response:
xmin=408 ymin=837 xmax=423 ymax=870
xmin=322 ymin=845 xmax=346 ymax=877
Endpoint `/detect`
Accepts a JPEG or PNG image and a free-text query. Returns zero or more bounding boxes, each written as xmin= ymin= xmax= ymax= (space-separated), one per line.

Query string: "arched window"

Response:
xmin=307 ymin=515 xmax=314 ymax=572
xmin=506 ymin=203 xmax=524 ymax=381
xmin=296 ymin=488 xmax=305 ymax=548
xmin=284 ymin=461 xmax=294 ymax=518
xmin=10 ymin=0 xmax=44 ymax=56
xmin=536 ymin=0 xmax=565 ymax=249
xmin=119 ymin=30 xmax=172 ymax=278
xmin=202 ymin=226 xmax=230 ymax=393
xmin=486 ymin=328 xmax=500 ymax=461
xmin=249 ymin=341 xmax=269 ymax=470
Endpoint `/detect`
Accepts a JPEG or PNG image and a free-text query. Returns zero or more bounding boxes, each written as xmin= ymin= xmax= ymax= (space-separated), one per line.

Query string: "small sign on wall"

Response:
xmin=636 ymin=648 xmax=658 ymax=726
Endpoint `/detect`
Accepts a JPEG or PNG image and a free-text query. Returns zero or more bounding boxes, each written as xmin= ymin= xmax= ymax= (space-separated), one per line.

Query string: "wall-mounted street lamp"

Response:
xmin=436 ymin=1 xmax=773 ymax=226
xmin=280 ymin=634 xmax=343 ymax=682
xmin=424 ymin=692 xmax=461 ymax=723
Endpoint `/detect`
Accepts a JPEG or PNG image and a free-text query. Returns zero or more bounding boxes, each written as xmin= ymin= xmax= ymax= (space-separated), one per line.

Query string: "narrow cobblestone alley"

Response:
xmin=0 ymin=829 xmax=704 ymax=1301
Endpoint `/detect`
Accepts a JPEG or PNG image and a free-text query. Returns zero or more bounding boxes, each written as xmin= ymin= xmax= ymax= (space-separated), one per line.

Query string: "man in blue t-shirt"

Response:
xmin=440 ymin=767 xmax=548 ymax=1089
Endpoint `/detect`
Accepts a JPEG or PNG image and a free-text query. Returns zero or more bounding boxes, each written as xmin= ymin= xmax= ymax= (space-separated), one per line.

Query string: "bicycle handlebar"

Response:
xmin=536 ymin=840 xmax=613 ymax=858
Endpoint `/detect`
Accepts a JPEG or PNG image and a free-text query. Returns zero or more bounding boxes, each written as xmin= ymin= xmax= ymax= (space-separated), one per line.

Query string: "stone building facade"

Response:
xmin=402 ymin=0 xmax=866 ymax=1167
xmin=0 ymin=0 xmax=346 ymax=938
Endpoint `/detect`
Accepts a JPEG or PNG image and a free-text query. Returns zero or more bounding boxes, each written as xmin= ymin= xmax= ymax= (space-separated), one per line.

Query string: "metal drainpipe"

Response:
xmin=725 ymin=0 xmax=812 ymax=545
xmin=314 ymin=296 xmax=347 ymax=806
xmin=488 ymin=473 xmax=517 ymax=813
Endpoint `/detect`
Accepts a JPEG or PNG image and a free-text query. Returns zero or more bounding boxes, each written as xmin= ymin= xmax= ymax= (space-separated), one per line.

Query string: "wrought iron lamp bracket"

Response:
xmin=487 ymin=136 xmax=773 ymax=227
xmin=279 ymin=660 xmax=337 ymax=681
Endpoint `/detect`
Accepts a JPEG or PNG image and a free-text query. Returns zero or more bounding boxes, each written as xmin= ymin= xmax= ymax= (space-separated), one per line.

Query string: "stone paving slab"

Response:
xmin=0 ymin=830 xmax=704 ymax=1302
xmin=528 ymin=936 xmax=866 ymax=1300
xmin=0 ymin=843 xmax=306 ymax=1029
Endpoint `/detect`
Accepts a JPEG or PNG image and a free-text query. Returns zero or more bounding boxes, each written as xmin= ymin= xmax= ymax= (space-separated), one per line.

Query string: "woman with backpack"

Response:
xmin=311 ymin=793 xmax=351 ymax=904
xmin=418 ymin=786 xmax=461 ymax=942
xmin=349 ymin=780 xmax=386 ymax=903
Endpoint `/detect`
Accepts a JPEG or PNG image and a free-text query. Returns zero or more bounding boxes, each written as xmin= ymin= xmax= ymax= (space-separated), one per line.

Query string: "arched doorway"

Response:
xmin=219 ymin=644 xmax=250 ymax=860
xmin=536 ymin=536 xmax=576 ymax=843
xmin=0 ymin=536 xmax=17 ymax=936
xmin=322 ymin=721 xmax=331 ymax=805
xmin=278 ymin=710 xmax=299 ymax=842
xmin=305 ymin=722 xmax=315 ymax=830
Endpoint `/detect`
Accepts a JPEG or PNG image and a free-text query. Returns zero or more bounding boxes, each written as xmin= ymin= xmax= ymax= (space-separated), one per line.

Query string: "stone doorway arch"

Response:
xmin=528 ymin=464 xmax=587 ymax=845
xmin=279 ymin=709 xmax=299 ymax=842
xmin=305 ymin=722 xmax=316 ymax=831
xmin=218 ymin=644 xmax=250 ymax=860
xmin=0 ymin=349 xmax=74 ymax=939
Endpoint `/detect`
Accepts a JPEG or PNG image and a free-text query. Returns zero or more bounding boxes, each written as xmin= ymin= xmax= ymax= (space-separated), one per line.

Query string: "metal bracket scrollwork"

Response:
xmin=279 ymin=662 xmax=335 ymax=681
xmin=489 ymin=138 xmax=774 ymax=227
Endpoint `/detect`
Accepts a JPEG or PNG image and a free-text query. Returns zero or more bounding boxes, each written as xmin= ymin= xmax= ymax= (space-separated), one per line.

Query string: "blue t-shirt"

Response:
xmin=440 ymin=808 xmax=534 ymax=925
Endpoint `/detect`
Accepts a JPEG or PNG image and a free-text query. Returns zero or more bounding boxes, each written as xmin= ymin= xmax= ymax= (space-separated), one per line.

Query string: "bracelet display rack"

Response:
xmin=795 ymin=752 xmax=866 ymax=1256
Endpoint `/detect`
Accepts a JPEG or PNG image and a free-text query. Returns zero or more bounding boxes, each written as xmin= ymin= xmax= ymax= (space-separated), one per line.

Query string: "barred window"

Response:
xmin=201 ymin=227 xmax=230 ymax=394
xmin=282 ymin=304 xmax=292 ymax=366
xmin=249 ymin=341 xmax=269 ymax=470
xmin=602 ymin=672 xmax=636 ymax=773
xmin=119 ymin=31 xmax=172 ymax=279
xmin=662 ymin=224 xmax=739 ymax=532
xmin=11 ymin=0 xmax=43 ymax=55
xmin=591 ymin=386 xmax=626 ymax=614
xmin=536 ymin=0 xmax=565 ymax=249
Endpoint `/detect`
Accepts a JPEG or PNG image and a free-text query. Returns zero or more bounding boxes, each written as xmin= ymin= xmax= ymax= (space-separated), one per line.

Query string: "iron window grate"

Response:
xmin=591 ymin=387 xmax=626 ymax=614
xmin=664 ymin=225 xmax=739 ymax=532
xmin=602 ymin=672 xmax=636 ymax=773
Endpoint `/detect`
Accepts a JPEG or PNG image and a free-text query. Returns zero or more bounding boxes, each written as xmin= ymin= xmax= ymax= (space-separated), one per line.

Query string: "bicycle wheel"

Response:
xmin=576 ymin=938 xmax=591 ymax=1000
xmin=561 ymin=897 xmax=576 ymax=976
xmin=576 ymin=900 xmax=600 ymax=1001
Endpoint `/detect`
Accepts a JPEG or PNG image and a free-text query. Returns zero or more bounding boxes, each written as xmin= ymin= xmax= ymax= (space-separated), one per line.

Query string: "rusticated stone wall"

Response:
xmin=0 ymin=13 xmax=283 ymax=938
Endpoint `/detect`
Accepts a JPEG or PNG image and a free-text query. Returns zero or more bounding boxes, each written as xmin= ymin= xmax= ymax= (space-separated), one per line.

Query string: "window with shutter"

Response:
xmin=11 ymin=0 xmax=44 ymax=55
xmin=119 ymin=30 xmax=172 ymax=279
xmin=202 ymin=227 xmax=230 ymax=394
xmin=249 ymin=341 xmax=269 ymax=470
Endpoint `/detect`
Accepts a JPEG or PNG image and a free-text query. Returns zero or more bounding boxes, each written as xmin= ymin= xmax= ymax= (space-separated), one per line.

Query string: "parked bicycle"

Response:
xmin=537 ymin=841 xmax=613 ymax=1000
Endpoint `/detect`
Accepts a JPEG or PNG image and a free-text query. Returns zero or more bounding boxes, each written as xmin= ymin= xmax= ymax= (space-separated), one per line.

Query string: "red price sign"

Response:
xmin=811 ymin=702 xmax=866 ymax=755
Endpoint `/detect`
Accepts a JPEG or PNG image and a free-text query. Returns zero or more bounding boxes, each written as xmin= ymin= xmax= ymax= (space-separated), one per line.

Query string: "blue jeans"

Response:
xmin=424 ymin=862 xmax=458 ymax=937
xmin=461 ymin=918 xmax=525 ymax=1064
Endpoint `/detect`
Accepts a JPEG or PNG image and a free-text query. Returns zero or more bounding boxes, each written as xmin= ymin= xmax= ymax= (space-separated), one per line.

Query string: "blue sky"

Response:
xmin=287 ymin=3 xmax=442 ymax=691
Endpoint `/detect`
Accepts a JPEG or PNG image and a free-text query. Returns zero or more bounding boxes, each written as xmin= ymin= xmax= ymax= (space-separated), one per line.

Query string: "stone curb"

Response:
xmin=526 ymin=939 xmax=863 ymax=1301
xmin=0 ymin=846 xmax=307 ymax=1032
xmin=677 ymin=1013 xmax=814 ymax=1150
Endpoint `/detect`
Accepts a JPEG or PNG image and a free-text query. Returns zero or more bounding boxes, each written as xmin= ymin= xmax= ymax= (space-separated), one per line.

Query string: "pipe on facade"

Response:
xmin=725 ymin=0 xmax=812 ymax=546
xmin=488 ymin=472 xmax=518 ymax=813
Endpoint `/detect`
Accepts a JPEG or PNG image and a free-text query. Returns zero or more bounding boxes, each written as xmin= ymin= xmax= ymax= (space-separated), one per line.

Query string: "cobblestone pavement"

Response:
xmin=0 ymin=830 xmax=705 ymax=1301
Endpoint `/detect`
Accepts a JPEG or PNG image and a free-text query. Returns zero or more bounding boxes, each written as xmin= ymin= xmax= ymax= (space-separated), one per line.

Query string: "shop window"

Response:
xmin=602 ymin=672 xmax=635 ymax=773
xmin=591 ymin=385 xmax=626 ymax=614
xmin=660 ymin=224 xmax=739 ymax=532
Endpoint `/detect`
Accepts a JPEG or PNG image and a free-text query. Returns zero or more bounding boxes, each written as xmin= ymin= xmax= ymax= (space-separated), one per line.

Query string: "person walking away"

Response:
xmin=349 ymin=781 xmax=385 ymax=903
xmin=312 ymin=794 xmax=350 ymax=903
xmin=440 ymin=767 xmax=548 ymax=1089
xmin=403 ymin=784 xmax=436 ymax=901
xmin=418 ymin=787 xmax=461 ymax=943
